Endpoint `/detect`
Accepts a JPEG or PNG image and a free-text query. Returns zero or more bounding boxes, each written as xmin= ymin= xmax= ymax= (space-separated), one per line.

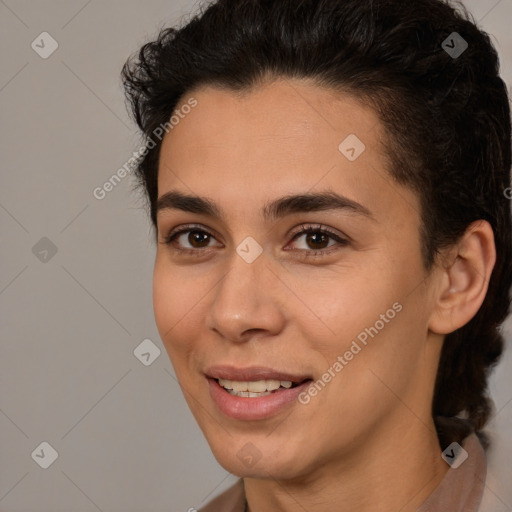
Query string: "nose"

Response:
xmin=205 ymin=250 xmax=286 ymax=344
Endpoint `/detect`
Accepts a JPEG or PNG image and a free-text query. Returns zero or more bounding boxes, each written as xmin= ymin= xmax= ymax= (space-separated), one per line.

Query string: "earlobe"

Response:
xmin=428 ymin=220 xmax=496 ymax=335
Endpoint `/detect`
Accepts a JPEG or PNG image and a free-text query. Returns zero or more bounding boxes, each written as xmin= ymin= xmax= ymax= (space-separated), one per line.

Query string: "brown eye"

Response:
xmin=303 ymin=231 xmax=330 ymax=250
xmin=162 ymin=223 xmax=348 ymax=259
xmin=289 ymin=225 xmax=348 ymax=256
xmin=186 ymin=230 xmax=211 ymax=248
xmin=162 ymin=225 xmax=222 ymax=253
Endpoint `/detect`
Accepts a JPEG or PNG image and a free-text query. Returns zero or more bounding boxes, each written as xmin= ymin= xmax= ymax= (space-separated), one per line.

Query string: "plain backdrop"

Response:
xmin=1 ymin=0 xmax=511 ymax=511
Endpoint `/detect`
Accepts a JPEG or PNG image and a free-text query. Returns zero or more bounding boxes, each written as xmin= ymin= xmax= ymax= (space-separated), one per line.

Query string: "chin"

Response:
xmin=207 ymin=435 xmax=307 ymax=480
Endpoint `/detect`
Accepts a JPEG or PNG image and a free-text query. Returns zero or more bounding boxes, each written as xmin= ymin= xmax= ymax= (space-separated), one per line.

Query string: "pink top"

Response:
xmin=198 ymin=432 xmax=490 ymax=512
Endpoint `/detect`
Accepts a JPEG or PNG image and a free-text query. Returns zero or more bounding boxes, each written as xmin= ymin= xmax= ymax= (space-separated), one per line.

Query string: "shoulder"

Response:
xmin=198 ymin=478 xmax=245 ymax=512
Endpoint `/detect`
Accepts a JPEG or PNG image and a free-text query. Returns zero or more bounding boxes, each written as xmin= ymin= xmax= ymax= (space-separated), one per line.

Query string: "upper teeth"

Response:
xmin=218 ymin=379 xmax=293 ymax=392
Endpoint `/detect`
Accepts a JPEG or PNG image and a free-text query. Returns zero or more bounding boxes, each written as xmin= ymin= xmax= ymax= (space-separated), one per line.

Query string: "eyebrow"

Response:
xmin=155 ymin=189 xmax=375 ymax=222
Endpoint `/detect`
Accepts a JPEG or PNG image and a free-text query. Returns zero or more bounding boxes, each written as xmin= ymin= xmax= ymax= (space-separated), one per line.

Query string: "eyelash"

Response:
xmin=161 ymin=223 xmax=349 ymax=259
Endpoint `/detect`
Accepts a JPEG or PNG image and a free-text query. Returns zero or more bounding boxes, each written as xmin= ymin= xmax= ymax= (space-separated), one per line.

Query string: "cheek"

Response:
xmin=329 ymin=296 xmax=430 ymax=412
xmin=295 ymin=257 xmax=427 ymax=383
xmin=152 ymin=264 xmax=173 ymax=340
xmin=152 ymin=261 xmax=197 ymax=359
xmin=288 ymin=263 xmax=398 ymax=348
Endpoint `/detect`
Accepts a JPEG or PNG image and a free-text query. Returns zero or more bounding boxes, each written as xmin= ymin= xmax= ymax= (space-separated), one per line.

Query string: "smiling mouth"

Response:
xmin=206 ymin=375 xmax=314 ymax=420
xmin=215 ymin=378 xmax=309 ymax=397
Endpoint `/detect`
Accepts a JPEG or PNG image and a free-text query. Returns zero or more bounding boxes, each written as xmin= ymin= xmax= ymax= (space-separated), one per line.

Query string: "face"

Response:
xmin=153 ymin=78 xmax=443 ymax=479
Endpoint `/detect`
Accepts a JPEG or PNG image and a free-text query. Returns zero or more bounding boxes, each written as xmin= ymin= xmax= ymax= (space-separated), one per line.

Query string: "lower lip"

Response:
xmin=207 ymin=377 xmax=312 ymax=421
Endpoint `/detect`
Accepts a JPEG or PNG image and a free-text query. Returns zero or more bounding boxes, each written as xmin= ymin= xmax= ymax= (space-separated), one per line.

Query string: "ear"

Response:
xmin=428 ymin=220 xmax=496 ymax=335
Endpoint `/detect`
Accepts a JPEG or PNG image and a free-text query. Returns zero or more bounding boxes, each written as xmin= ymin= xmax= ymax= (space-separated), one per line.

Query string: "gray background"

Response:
xmin=0 ymin=1 xmax=511 ymax=511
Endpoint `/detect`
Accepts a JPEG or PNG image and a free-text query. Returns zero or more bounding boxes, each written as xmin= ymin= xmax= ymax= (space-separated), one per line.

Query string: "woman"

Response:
xmin=121 ymin=0 xmax=512 ymax=510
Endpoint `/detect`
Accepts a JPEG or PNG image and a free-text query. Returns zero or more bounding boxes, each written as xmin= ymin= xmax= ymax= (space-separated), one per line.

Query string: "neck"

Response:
xmin=243 ymin=414 xmax=449 ymax=512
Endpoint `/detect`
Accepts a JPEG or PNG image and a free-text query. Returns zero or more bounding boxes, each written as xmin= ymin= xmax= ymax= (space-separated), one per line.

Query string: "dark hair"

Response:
xmin=121 ymin=0 xmax=512 ymax=449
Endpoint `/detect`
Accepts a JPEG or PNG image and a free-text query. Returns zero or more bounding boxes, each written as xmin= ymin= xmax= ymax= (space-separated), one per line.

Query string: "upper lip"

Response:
xmin=205 ymin=365 xmax=312 ymax=383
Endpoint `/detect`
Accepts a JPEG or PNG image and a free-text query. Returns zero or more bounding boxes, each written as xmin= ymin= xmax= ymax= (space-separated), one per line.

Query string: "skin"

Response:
xmin=153 ymin=78 xmax=496 ymax=512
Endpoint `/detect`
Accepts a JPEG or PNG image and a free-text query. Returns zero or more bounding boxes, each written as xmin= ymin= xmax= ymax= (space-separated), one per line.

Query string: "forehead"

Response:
xmin=156 ymin=79 xmax=419 ymax=228
xmin=162 ymin=79 xmax=382 ymax=157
